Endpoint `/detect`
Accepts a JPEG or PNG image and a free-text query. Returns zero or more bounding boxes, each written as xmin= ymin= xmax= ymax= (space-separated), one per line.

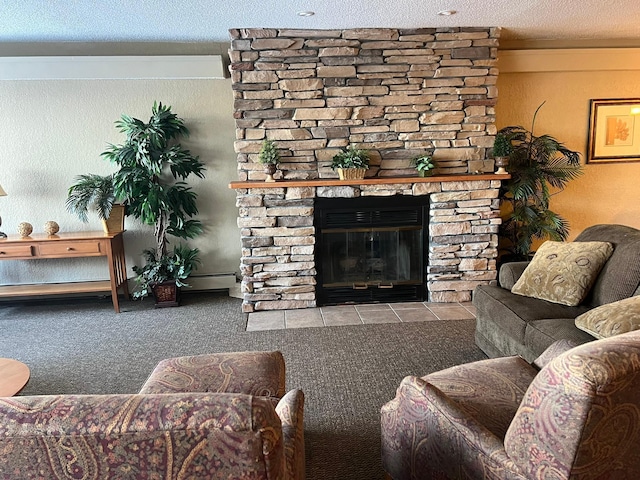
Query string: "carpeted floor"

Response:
xmin=0 ymin=291 xmax=487 ymax=479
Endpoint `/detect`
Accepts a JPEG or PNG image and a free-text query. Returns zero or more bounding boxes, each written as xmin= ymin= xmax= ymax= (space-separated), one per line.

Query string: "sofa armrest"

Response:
xmin=498 ymin=261 xmax=530 ymax=289
xmin=139 ymin=350 xmax=286 ymax=397
xmin=276 ymin=389 xmax=305 ymax=480
xmin=532 ymin=338 xmax=579 ymax=370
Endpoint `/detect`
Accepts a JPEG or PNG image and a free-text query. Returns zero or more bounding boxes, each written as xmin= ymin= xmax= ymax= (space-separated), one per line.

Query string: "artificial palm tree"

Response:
xmin=102 ymin=102 xmax=205 ymax=301
xmin=499 ymin=103 xmax=583 ymax=259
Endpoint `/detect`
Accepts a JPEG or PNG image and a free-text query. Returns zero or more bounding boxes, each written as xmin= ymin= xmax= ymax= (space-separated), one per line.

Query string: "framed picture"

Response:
xmin=588 ymin=98 xmax=640 ymax=164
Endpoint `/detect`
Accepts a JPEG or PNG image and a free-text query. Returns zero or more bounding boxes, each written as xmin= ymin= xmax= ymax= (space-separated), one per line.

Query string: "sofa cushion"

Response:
xmin=575 ymin=296 xmax=640 ymax=339
xmin=511 ymin=240 xmax=614 ymax=306
xmin=524 ymin=318 xmax=595 ymax=362
xmin=575 ymin=224 xmax=640 ymax=306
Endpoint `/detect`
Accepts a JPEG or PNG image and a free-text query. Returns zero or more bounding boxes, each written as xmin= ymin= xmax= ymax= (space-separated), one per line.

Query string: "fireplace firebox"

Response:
xmin=314 ymin=196 xmax=428 ymax=305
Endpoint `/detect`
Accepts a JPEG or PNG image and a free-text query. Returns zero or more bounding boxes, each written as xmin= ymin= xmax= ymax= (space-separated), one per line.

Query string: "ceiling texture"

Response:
xmin=1 ymin=0 xmax=640 ymax=49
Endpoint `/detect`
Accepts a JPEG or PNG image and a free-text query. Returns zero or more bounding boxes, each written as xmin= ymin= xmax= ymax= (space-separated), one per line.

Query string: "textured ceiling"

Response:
xmin=1 ymin=0 xmax=639 ymax=46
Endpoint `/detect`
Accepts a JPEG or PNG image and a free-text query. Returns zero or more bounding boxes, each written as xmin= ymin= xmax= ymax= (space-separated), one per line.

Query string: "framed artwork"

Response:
xmin=588 ymin=98 xmax=640 ymax=164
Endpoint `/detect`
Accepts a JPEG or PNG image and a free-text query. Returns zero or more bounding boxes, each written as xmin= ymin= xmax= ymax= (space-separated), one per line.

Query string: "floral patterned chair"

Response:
xmin=0 ymin=350 xmax=305 ymax=479
xmin=381 ymin=330 xmax=640 ymax=479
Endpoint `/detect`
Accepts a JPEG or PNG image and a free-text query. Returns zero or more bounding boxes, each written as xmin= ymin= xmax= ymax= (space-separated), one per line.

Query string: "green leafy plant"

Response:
xmin=411 ymin=154 xmax=435 ymax=177
xmin=66 ymin=174 xmax=120 ymax=222
xmin=131 ymin=244 xmax=201 ymax=299
xmin=499 ymin=102 xmax=583 ymax=260
xmin=493 ymin=132 xmax=512 ymax=158
xmin=331 ymin=145 xmax=370 ymax=170
xmin=258 ymin=139 xmax=281 ymax=165
xmin=101 ymin=101 xmax=205 ymax=297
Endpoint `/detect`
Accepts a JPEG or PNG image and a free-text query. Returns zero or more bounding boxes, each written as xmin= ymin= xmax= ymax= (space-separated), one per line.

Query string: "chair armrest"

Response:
xmin=381 ymin=376 xmax=523 ymax=480
xmin=139 ymin=350 xmax=286 ymax=397
xmin=276 ymin=389 xmax=305 ymax=480
xmin=498 ymin=261 xmax=530 ymax=289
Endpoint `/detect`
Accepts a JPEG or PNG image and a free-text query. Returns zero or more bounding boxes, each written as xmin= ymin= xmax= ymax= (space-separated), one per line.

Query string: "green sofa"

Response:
xmin=473 ymin=224 xmax=640 ymax=362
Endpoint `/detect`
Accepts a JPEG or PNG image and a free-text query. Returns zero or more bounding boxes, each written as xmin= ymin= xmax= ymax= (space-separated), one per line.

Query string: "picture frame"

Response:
xmin=587 ymin=98 xmax=640 ymax=164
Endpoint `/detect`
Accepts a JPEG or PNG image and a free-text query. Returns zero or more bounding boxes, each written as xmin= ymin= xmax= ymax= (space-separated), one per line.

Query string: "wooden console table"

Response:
xmin=0 ymin=231 xmax=129 ymax=313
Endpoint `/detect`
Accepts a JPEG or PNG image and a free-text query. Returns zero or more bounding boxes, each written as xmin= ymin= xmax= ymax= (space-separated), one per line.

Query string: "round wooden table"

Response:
xmin=0 ymin=358 xmax=30 ymax=396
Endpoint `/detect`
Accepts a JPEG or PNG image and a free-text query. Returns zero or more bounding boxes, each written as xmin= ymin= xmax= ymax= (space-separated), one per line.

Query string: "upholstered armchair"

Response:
xmin=0 ymin=350 xmax=305 ymax=479
xmin=381 ymin=331 xmax=640 ymax=479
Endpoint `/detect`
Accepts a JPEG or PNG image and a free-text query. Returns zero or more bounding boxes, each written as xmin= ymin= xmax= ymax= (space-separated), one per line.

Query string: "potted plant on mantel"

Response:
xmin=410 ymin=153 xmax=436 ymax=177
xmin=258 ymin=139 xmax=280 ymax=182
xmin=498 ymin=102 xmax=583 ymax=261
xmin=102 ymin=101 xmax=206 ymax=307
xmin=331 ymin=145 xmax=370 ymax=180
xmin=492 ymin=132 xmax=512 ymax=174
xmin=65 ymin=174 xmax=126 ymax=234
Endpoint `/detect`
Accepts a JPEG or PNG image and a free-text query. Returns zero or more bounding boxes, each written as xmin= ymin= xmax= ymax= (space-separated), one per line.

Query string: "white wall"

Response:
xmin=0 ymin=76 xmax=240 ymax=285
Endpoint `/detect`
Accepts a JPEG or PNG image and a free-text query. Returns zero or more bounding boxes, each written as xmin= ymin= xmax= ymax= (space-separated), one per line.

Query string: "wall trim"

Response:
xmin=0 ymin=55 xmax=225 ymax=80
xmin=498 ymin=48 xmax=640 ymax=73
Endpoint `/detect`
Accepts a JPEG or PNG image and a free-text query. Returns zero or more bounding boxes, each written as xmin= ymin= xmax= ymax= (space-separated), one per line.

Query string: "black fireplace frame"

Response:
xmin=314 ymin=195 xmax=429 ymax=306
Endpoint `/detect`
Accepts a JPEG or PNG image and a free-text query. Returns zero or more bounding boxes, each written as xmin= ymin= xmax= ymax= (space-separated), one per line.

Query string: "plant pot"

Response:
xmin=151 ymin=280 xmax=181 ymax=308
xmin=418 ymin=170 xmax=434 ymax=178
xmin=264 ymin=164 xmax=277 ymax=182
xmin=101 ymin=204 xmax=125 ymax=234
xmin=337 ymin=168 xmax=367 ymax=180
xmin=494 ymin=156 xmax=510 ymax=175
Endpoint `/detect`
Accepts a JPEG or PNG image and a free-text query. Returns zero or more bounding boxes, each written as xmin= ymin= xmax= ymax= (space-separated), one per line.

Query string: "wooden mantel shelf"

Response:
xmin=229 ymin=173 xmax=510 ymax=189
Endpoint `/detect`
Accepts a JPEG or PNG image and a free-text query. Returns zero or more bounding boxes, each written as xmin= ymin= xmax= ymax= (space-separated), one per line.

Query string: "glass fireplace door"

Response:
xmin=321 ymin=226 xmax=422 ymax=289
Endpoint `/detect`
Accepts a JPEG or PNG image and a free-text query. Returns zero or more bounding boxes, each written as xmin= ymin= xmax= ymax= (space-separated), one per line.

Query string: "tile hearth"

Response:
xmin=246 ymin=302 xmax=476 ymax=331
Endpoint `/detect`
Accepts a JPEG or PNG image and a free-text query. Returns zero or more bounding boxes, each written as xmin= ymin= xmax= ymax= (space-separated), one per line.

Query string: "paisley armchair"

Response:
xmin=381 ymin=331 xmax=640 ymax=479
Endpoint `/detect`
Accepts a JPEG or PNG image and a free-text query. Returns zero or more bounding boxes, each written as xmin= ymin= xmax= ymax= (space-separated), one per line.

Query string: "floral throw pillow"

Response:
xmin=511 ymin=241 xmax=614 ymax=306
xmin=575 ymin=296 xmax=640 ymax=339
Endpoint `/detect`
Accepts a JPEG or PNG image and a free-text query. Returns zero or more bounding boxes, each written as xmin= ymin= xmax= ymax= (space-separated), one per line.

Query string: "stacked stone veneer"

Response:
xmin=229 ymin=27 xmax=502 ymax=312
xmin=229 ymin=27 xmax=499 ymax=179
xmin=236 ymin=179 xmax=500 ymax=312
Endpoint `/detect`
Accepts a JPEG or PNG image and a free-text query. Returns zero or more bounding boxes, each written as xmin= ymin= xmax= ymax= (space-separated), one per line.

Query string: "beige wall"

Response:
xmin=0 ymin=76 xmax=240 ymax=285
xmin=496 ymin=50 xmax=640 ymax=241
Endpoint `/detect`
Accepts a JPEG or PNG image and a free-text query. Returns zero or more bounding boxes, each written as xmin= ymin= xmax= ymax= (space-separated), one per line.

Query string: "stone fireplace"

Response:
xmin=228 ymin=27 xmax=502 ymax=312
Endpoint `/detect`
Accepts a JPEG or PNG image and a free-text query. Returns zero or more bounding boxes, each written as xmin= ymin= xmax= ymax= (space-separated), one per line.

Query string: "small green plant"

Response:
xmin=493 ymin=132 xmax=512 ymax=158
xmin=66 ymin=174 xmax=120 ymax=222
xmin=331 ymin=146 xmax=370 ymax=170
xmin=131 ymin=244 xmax=201 ymax=299
xmin=258 ymin=139 xmax=281 ymax=165
xmin=411 ymin=154 xmax=435 ymax=177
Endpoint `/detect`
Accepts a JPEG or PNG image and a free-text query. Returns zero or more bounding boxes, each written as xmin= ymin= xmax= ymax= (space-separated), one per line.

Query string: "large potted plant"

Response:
xmin=102 ymin=101 xmax=205 ymax=306
xmin=65 ymin=174 xmax=126 ymax=233
xmin=331 ymin=145 xmax=370 ymax=180
xmin=498 ymin=103 xmax=583 ymax=261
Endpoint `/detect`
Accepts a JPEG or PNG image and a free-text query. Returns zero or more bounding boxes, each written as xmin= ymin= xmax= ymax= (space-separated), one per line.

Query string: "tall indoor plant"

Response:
xmin=498 ymin=102 xmax=583 ymax=260
xmin=102 ymin=101 xmax=206 ymax=305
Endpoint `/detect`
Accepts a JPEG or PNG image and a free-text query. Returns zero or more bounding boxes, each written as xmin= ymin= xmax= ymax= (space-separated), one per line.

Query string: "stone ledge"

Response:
xmin=229 ymin=173 xmax=509 ymax=189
